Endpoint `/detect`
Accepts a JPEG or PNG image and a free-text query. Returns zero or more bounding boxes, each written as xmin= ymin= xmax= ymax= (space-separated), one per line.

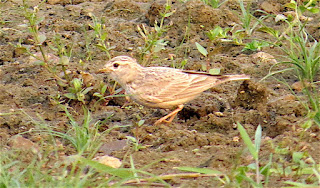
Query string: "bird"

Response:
xmin=98 ymin=56 xmax=250 ymax=125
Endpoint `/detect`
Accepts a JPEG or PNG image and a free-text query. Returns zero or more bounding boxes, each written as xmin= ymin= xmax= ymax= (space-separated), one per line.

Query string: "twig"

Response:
xmin=121 ymin=173 xmax=220 ymax=185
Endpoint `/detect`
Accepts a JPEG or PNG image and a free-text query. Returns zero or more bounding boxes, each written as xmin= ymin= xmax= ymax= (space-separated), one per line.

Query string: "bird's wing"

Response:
xmin=139 ymin=68 xmax=221 ymax=104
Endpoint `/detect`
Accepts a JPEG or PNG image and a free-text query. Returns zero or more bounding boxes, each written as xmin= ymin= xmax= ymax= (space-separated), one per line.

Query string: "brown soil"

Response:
xmin=1 ymin=0 xmax=319 ymax=187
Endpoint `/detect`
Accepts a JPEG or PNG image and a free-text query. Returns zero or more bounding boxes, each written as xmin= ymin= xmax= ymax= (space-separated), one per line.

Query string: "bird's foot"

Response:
xmin=153 ymin=104 xmax=184 ymax=125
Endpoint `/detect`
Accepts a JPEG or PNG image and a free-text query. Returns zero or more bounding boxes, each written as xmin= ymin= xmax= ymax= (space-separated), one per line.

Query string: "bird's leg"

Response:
xmin=121 ymin=95 xmax=132 ymax=108
xmin=154 ymin=104 xmax=184 ymax=125
xmin=120 ymin=90 xmax=134 ymax=108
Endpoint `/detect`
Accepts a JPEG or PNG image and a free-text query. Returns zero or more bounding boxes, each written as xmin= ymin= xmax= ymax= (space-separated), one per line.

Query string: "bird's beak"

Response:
xmin=97 ymin=66 xmax=111 ymax=73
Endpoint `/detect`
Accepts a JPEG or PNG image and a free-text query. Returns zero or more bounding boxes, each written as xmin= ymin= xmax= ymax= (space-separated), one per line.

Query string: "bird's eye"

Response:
xmin=113 ymin=63 xmax=119 ymax=68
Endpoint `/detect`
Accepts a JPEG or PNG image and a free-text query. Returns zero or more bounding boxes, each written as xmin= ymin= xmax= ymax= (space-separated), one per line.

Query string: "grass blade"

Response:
xmin=237 ymin=122 xmax=258 ymax=160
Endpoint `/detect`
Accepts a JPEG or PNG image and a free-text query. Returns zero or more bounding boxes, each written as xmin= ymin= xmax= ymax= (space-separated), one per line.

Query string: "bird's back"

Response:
xmin=125 ymin=67 xmax=249 ymax=108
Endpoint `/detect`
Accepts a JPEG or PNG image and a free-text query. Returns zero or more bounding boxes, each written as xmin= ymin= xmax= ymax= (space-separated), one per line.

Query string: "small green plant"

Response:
xmin=137 ymin=24 xmax=168 ymax=65
xmin=268 ymin=142 xmax=320 ymax=187
xmin=127 ymin=120 xmax=148 ymax=152
xmin=49 ymin=34 xmax=74 ymax=82
xmin=64 ymin=78 xmax=93 ymax=104
xmin=93 ymin=82 xmax=108 ymax=103
xmin=79 ymin=155 xmax=170 ymax=186
xmin=92 ymin=81 xmax=131 ymax=108
xmin=195 ymin=42 xmax=208 ymax=58
xmin=0 ymin=147 xmax=103 ymax=187
xmin=50 ymin=34 xmax=73 ymax=58
xmin=137 ymin=2 xmax=174 ymax=66
xmin=19 ymin=0 xmax=96 ymax=104
xmin=237 ymin=0 xmax=268 ymax=36
xmin=33 ymin=106 xmax=104 ymax=154
xmin=63 ymin=106 xmax=101 ymax=153
xmin=242 ymin=40 xmax=269 ymax=52
xmin=206 ymin=25 xmax=246 ymax=46
xmin=20 ymin=1 xmax=63 ymax=82
xmin=195 ymin=42 xmax=221 ymax=75
xmin=201 ymin=0 xmax=227 ymax=9
xmin=88 ymin=14 xmax=115 ymax=60
xmin=126 ymin=136 xmax=147 ymax=152
xmin=213 ymin=0 xmax=268 ymax=48
xmin=238 ymin=0 xmax=254 ymax=36
xmin=23 ymin=106 xmax=116 ymax=154
xmin=0 ymin=139 xmax=169 ymax=187
xmin=0 ymin=108 xmax=114 ymax=187
xmin=206 ymin=26 xmax=231 ymax=43
xmin=260 ymin=0 xmax=320 ymax=126
xmin=174 ymin=127 xmax=271 ymax=188
xmin=236 ymin=123 xmax=266 ymax=187
xmin=171 ymin=58 xmax=188 ymax=69
xmin=260 ymin=0 xmax=320 ymax=82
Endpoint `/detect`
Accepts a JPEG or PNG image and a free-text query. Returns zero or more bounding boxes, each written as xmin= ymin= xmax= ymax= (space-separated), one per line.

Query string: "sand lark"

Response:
xmin=99 ymin=56 xmax=250 ymax=125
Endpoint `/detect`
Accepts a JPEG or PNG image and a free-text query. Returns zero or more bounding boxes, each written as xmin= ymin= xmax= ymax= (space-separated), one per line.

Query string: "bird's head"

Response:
xmin=98 ymin=56 xmax=142 ymax=85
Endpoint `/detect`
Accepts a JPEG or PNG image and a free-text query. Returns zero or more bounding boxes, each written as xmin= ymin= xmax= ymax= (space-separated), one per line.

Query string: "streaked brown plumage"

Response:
xmin=99 ymin=56 xmax=250 ymax=125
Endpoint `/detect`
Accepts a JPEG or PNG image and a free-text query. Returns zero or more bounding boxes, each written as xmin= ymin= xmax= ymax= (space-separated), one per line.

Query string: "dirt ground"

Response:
xmin=0 ymin=0 xmax=319 ymax=187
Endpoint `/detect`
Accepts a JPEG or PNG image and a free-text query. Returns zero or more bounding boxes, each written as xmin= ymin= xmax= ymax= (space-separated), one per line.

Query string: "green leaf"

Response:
xmin=57 ymin=80 xmax=68 ymax=87
xmin=180 ymin=59 xmax=187 ymax=68
xmin=284 ymin=181 xmax=317 ymax=187
xmin=292 ymin=152 xmax=304 ymax=163
xmin=72 ymin=78 xmax=82 ymax=91
xmin=38 ymin=34 xmax=46 ymax=45
xmin=59 ymin=56 xmax=69 ymax=65
xmin=314 ymin=111 xmax=320 ymax=126
xmin=77 ymin=93 xmax=85 ymax=103
xmin=81 ymin=87 xmax=93 ymax=95
xmin=258 ymin=27 xmax=279 ymax=38
xmin=284 ymin=2 xmax=296 ymax=9
xmin=209 ymin=68 xmax=220 ymax=75
xmin=126 ymin=136 xmax=137 ymax=142
xmin=254 ymin=125 xmax=262 ymax=154
xmin=176 ymin=167 xmax=222 ymax=175
xmin=154 ymin=39 xmax=167 ymax=53
xmin=206 ymin=26 xmax=225 ymax=41
xmin=307 ymin=7 xmax=319 ymax=14
xmin=163 ymin=12 xmax=174 ymax=17
xmin=300 ymin=167 xmax=316 ymax=175
xmin=165 ymin=4 xmax=171 ymax=11
xmin=34 ymin=60 xmax=45 ymax=66
xmin=101 ymin=32 xmax=108 ymax=41
xmin=35 ymin=17 xmax=45 ymax=25
xmin=154 ymin=23 xmax=160 ymax=32
xmin=243 ymin=40 xmax=269 ymax=52
xmin=237 ymin=122 xmax=258 ymax=160
xmin=301 ymin=120 xmax=312 ymax=130
xmin=101 ymin=84 xmax=107 ymax=94
xmin=195 ymin=42 xmax=208 ymax=57
xmin=95 ymin=44 xmax=107 ymax=51
xmin=201 ymin=64 xmax=207 ymax=71
xmin=64 ymin=93 xmax=76 ymax=100
xmin=93 ymin=92 xmax=102 ymax=98
xmin=247 ymin=163 xmax=256 ymax=169
xmin=298 ymin=5 xmax=307 ymax=13
xmin=260 ymin=154 xmax=272 ymax=176
xmin=138 ymin=120 xmax=145 ymax=126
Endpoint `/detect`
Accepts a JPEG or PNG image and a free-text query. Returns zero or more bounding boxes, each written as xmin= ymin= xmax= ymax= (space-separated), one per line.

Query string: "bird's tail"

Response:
xmin=183 ymin=70 xmax=250 ymax=86
xmin=219 ymin=74 xmax=250 ymax=81
xmin=215 ymin=74 xmax=250 ymax=84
